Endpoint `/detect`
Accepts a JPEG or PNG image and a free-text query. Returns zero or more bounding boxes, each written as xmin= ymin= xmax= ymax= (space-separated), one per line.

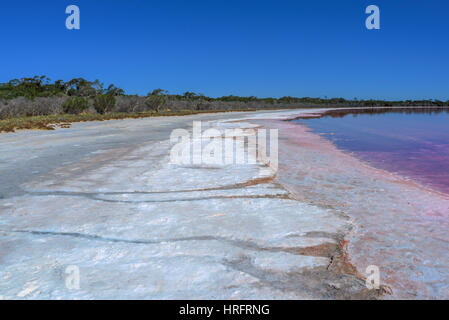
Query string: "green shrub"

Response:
xmin=144 ymin=94 xmax=166 ymax=112
xmin=62 ymin=97 xmax=89 ymax=114
xmin=93 ymin=94 xmax=116 ymax=114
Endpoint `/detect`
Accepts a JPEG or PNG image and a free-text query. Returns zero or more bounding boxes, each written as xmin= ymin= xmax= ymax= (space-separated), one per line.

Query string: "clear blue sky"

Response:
xmin=1 ymin=0 xmax=448 ymax=100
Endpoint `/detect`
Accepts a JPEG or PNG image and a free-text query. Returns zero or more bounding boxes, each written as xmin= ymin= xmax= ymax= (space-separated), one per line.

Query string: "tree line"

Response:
xmin=0 ymin=76 xmax=447 ymax=118
xmin=2 ymin=76 xmax=448 ymax=106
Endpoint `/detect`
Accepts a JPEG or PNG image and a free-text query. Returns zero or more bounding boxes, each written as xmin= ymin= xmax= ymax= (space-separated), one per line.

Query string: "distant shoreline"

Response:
xmin=2 ymin=105 xmax=448 ymax=134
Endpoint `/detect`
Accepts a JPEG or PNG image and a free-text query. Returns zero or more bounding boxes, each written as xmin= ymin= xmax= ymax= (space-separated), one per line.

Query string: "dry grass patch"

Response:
xmin=0 ymin=109 xmax=258 ymax=133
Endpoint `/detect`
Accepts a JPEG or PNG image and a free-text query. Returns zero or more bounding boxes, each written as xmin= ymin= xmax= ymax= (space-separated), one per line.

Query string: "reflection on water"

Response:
xmin=294 ymin=108 xmax=449 ymax=195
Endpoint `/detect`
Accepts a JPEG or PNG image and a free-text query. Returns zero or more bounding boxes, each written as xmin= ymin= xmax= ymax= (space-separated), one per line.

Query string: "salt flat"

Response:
xmin=0 ymin=110 xmax=377 ymax=299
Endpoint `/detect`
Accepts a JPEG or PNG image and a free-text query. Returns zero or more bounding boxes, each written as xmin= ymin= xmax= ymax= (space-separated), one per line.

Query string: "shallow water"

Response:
xmin=294 ymin=109 xmax=449 ymax=195
xmin=270 ymin=114 xmax=449 ymax=299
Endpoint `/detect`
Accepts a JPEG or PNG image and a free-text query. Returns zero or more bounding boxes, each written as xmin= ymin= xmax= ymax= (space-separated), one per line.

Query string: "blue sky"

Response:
xmin=1 ymin=0 xmax=448 ymax=100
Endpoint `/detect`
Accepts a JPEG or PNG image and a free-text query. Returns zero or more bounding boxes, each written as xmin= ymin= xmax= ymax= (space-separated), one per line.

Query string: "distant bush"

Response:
xmin=62 ymin=97 xmax=89 ymax=114
xmin=0 ymin=97 xmax=65 ymax=119
xmin=145 ymin=93 xmax=166 ymax=112
xmin=115 ymin=95 xmax=146 ymax=113
xmin=93 ymin=94 xmax=116 ymax=114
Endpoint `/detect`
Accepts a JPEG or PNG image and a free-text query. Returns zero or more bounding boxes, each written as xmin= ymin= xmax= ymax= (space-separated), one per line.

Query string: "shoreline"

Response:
xmin=254 ymin=110 xmax=449 ymax=299
xmin=1 ymin=105 xmax=446 ymax=134
xmin=287 ymin=108 xmax=449 ymax=199
xmin=0 ymin=109 xmax=384 ymax=299
xmin=1 ymin=108 xmax=448 ymax=299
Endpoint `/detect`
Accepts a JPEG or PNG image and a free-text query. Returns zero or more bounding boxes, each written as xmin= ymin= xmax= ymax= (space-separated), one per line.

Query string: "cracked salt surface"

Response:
xmin=0 ymin=110 xmax=368 ymax=299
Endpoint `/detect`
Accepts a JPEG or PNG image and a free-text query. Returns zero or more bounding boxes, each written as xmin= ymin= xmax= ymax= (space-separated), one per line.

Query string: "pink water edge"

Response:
xmin=294 ymin=109 xmax=449 ymax=196
xmin=256 ymin=117 xmax=449 ymax=299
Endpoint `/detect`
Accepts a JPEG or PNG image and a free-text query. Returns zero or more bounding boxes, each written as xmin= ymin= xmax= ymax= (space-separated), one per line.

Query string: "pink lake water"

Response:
xmin=294 ymin=108 xmax=449 ymax=195
xmin=269 ymin=109 xmax=449 ymax=298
